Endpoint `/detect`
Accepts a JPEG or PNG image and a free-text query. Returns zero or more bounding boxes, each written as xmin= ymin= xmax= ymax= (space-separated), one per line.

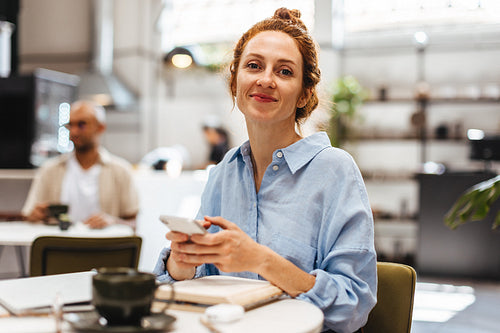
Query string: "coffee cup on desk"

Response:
xmin=47 ymin=204 xmax=69 ymax=218
xmin=46 ymin=204 xmax=72 ymax=230
xmin=46 ymin=204 xmax=69 ymax=226
xmin=92 ymin=267 xmax=157 ymax=326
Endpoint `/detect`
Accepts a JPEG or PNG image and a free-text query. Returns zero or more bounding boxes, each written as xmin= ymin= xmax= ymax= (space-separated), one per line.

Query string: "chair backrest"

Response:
xmin=30 ymin=236 xmax=142 ymax=277
xmin=362 ymin=262 xmax=417 ymax=333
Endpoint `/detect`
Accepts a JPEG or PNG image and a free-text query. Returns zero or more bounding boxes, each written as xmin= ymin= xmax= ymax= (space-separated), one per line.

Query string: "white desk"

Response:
xmin=0 ymin=221 xmax=134 ymax=246
xmin=0 ymin=221 xmax=134 ymax=277
xmin=166 ymin=299 xmax=324 ymax=333
xmin=0 ymin=271 xmax=323 ymax=333
xmin=0 ymin=299 xmax=323 ymax=333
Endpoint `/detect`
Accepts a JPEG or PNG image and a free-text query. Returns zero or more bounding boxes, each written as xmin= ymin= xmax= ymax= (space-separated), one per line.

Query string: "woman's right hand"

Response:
xmin=165 ymin=220 xmax=211 ymax=280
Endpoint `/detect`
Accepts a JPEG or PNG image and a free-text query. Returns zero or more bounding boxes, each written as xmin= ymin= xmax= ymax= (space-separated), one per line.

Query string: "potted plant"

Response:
xmin=444 ymin=175 xmax=500 ymax=229
xmin=328 ymin=75 xmax=369 ymax=147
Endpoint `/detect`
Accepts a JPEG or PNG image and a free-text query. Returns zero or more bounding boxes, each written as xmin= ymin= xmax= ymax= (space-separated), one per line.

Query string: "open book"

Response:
xmin=154 ymin=275 xmax=284 ymax=312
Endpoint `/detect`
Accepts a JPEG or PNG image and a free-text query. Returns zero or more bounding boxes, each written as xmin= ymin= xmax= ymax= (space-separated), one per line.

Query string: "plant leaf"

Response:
xmin=444 ymin=176 xmax=500 ymax=230
xmin=494 ymin=210 xmax=500 ymax=229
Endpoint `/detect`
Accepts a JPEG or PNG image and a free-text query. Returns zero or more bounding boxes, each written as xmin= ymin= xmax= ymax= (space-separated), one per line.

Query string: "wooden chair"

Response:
xmin=30 ymin=236 xmax=142 ymax=277
xmin=362 ymin=262 xmax=417 ymax=333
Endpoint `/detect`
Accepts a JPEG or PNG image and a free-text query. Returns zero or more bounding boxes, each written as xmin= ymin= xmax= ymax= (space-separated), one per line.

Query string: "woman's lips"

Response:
xmin=251 ymin=93 xmax=277 ymax=103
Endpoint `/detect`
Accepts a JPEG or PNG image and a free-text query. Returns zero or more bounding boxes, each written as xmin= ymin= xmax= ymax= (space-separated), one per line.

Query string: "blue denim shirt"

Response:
xmin=154 ymin=132 xmax=377 ymax=333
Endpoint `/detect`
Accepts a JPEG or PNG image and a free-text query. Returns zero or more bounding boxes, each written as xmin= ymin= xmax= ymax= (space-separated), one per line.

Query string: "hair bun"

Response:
xmin=274 ymin=7 xmax=301 ymax=20
xmin=273 ymin=7 xmax=306 ymax=29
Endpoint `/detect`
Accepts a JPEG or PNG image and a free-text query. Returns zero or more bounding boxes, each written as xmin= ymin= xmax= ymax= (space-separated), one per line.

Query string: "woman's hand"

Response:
xmin=166 ymin=216 xmax=315 ymax=296
xmin=165 ymin=219 xmax=211 ymax=280
xmin=170 ymin=216 xmax=265 ymax=274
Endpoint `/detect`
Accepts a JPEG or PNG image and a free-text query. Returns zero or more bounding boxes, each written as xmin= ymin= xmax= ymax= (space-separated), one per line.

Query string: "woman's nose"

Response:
xmin=256 ymin=70 xmax=276 ymax=88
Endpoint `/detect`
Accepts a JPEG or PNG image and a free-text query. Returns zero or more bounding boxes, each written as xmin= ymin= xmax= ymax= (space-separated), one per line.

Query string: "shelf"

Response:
xmin=362 ymin=171 xmax=418 ymax=181
xmin=347 ymin=134 xmax=468 ymax=141
xmin=364 ymin=96 xmax=500 ymax=104
xmin=0 ymin=169 xmax=36 ymax=180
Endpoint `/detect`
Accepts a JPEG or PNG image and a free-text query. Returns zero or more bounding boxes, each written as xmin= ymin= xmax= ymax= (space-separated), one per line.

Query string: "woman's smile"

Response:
xmin=250 ymin=93 xmax=278 ymax=103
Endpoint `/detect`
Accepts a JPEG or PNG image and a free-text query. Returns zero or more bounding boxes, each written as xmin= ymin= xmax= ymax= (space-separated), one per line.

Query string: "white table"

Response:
xmin=0 ymin=271 xmax=323 ymax=333
xmin=166 ymin=299 xmax=324 ymax=333
xmin=0 ymin=299 xmax=323 ymax=333
xmin=0 ymin=221 xmax=134 ymax=277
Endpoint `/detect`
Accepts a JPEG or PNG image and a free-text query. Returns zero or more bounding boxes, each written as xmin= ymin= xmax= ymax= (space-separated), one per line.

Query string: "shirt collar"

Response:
xmin=228 ymin=132 xmax=332 ymax=174
xmin=281 ymin=132 xmax=331 ymax=174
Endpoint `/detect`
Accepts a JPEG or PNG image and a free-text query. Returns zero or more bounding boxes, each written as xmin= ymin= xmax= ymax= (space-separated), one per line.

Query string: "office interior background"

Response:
xmin=1 ymin=1 xmax=500 ymax=332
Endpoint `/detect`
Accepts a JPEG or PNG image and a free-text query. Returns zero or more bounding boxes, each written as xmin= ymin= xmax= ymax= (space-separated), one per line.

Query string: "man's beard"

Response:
xmin=73 ymin=141 xmax=95 ymax=153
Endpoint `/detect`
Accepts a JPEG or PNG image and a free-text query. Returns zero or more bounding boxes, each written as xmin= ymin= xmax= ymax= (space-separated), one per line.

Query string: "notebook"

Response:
xmin=154 ymin=275 xmax=284 ymax=312
xmin=0 ymin=271 xmax=94 ymax=316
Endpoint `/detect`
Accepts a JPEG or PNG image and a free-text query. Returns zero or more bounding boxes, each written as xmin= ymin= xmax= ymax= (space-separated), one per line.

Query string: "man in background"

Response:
xmin=22 ymin=100 xmax=139 ymax=229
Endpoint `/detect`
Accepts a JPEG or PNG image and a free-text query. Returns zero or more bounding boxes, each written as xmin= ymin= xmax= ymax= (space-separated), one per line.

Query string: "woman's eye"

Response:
xmin=247 ymin=62 xmax=259 ymax=69
xmin=279 ymin=68 xmax=293 ymax=76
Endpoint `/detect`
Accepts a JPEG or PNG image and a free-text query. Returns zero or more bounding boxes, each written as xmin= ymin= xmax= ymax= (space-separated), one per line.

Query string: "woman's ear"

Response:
xmin=297 ymin=88 xmax=312 ymax=109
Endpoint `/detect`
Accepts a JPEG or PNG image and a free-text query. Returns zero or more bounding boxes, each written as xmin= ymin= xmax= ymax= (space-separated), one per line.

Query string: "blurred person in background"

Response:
xmin=202 ymin=124 xmax=230 ymax=166
xmin=22 ymin=100 xmax=139 ymax=229
xmin=154 ymin=8 xmax=376 ymax=333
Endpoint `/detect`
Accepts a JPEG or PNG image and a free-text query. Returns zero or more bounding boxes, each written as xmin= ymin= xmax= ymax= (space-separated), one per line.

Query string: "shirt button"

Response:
xmin=276 ymin=151 xmax=283 ymax=158
xmin=272 ymin=165 xmax=279 ymax=171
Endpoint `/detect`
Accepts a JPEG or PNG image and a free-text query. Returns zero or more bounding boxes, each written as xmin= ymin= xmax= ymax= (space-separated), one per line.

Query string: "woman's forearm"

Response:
xmin=256 ymin=245 xmax=316 ymax=297
xmin=166 ymin=255 xmax=196 ymax=281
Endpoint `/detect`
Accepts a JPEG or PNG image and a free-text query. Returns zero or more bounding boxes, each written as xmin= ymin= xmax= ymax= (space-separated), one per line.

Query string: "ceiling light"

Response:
xmin=171 ymin=54 xmax=193 ymax=69
xmin=164 ymin=47 xmax=195 ymax=69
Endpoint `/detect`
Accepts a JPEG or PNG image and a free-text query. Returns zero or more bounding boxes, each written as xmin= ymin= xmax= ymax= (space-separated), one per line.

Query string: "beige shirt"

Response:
xmin=22 ymin=149 xmax=139 ymax=219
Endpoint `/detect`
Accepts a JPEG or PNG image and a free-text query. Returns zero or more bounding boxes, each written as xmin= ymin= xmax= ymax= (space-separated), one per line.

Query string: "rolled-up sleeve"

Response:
xmin=153 ymin=247 xmax=219 ymax=283
xmin=297 ymin=249 xmax=377 ymax=333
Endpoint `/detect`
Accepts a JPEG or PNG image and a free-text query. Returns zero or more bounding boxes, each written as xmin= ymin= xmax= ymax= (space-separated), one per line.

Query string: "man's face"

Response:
xmin=66 ymin=105 xmax=104 ymax=152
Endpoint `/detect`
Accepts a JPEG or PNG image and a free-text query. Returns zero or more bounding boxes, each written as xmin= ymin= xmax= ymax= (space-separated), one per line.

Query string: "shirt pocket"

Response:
xmin=271 ymin=233 xmax=318 ymax=273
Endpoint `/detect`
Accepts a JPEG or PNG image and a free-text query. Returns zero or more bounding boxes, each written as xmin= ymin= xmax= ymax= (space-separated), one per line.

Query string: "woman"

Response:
xmin=154 ymin=8 xmax=377 ymax=333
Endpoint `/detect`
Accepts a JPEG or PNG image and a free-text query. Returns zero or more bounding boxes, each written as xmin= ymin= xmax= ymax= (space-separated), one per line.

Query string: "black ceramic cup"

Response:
xmin=47 ymin=204 xmax=69 ymax=218
xmin=92 ymin=267 xmax=157 ymax=326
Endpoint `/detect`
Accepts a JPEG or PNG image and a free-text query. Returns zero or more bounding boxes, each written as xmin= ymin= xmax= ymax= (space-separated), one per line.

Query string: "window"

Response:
xmin=160 ymin=0 xmax=315 ymax=51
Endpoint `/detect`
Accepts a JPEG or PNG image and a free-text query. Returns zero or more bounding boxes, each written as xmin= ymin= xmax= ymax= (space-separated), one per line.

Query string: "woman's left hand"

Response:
xmin=173 ymin=216 xmax=266 ymax=273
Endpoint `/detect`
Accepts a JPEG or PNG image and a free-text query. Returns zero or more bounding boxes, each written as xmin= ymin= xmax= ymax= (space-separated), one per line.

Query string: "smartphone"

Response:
xmin=159 ymin=215 xmax=207 ymax=235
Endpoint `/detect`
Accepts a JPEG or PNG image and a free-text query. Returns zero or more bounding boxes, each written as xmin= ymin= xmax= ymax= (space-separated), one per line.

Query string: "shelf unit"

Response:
xmin=344 ymin=96 xmax=500 ymax=265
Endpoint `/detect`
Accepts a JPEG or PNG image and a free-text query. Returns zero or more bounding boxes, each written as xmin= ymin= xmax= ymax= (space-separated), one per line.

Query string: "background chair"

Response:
xmin=30 ymin=236 xmax=142 ymax=277
xmin=362 ymin=262 xmax=417 ymax=333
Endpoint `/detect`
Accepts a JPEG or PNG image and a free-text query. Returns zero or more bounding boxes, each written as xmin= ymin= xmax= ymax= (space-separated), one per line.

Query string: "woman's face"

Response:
xmin=235 ymin=31 xmax=307 ymax=127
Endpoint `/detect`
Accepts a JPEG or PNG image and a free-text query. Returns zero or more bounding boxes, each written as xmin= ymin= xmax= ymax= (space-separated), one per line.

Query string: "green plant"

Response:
xmin=328 ymin=75 xmax=369 ymax=147
xmin=444 ymin=175 xmax=500 ymax=230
